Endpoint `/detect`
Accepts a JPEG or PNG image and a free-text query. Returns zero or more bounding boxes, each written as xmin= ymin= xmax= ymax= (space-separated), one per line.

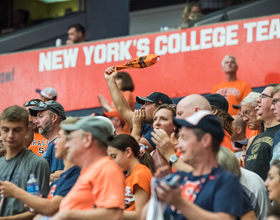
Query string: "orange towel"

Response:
xmin=116 ymin=54 xmax=160 ymax=70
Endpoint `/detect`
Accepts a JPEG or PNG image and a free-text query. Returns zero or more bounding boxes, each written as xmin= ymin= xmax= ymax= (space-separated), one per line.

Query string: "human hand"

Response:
xmin=0 ymin=180 xmax=17 ymax=198
xmin=104 ymin=66 xmax=118 ymax=82
xmin=237 ymin=157 xmax=244 ymax=168
xmin=152 ymin=129 xmax=175 ymax=160
xmin=97 ymin=94 xmax=111 ymax=111
xmin=133 ymin=109 xmax=146 ymax=127
xmin=65 ymin=39 xmax=74 ymax=45
xmin=155 ymin=180 xmax=182 ymax=207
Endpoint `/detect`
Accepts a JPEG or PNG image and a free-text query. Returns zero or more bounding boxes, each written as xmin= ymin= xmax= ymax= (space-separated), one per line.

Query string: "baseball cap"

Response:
xmin=104 ymin=110 xmax=125 ymax=124
xmin=204 ymin=94 xmax=234 ymax=121
xmin=173 ymin=110 xmax=224 ymax=144
xmin=233 ymin=104 xmax=241 ymax=109
xmin=36 ymin=87 xmax=57 ymax=99
xmin=29 ymin=100 xmax=66 ymax=120
xmin=235 ymin=138 xmax=248 ymax=148
xmin=136 ymin=92 xmax=173 ymax=105
xmin=60 ymin=116 xmax=113 ymax=146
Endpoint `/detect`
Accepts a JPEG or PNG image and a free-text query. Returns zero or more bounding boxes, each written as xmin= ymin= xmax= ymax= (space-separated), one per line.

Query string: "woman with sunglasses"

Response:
xmin=107 ymin=134 xmax=155 ymax=220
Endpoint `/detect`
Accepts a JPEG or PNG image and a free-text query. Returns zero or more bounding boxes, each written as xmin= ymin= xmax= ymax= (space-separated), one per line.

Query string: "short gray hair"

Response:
xmin=241 ymin=92 xmax=260 ymax=107
xmin=221 ymin=55 xmax=238 ymax=67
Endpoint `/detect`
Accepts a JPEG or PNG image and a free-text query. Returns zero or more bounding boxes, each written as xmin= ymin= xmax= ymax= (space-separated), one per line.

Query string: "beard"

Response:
xmin=38 ymin=119 xmax=53 ymax=139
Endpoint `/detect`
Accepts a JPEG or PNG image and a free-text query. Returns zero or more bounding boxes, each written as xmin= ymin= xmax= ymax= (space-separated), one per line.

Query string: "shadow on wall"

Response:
xmin=265 ymin=73 xmax=280 ymax=85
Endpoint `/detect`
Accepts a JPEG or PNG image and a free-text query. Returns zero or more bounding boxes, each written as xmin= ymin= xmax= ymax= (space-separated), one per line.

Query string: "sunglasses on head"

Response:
xmin=24 ymin=100 xmax=40 ymax=107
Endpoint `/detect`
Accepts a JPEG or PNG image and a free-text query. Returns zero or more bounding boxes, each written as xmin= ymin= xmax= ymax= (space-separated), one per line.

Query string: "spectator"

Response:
xmin=36 ymin=87 xmax=57 ymax=102
xmin=179 ymin=1 xmax=203 ymax=29
xmin=245 ymin=84 xmax=280 ymax=181
xmin=0 ymin=130 xmax=5 ymax=158
xmin=0 ymin=117 xmax=80 ymax=217
xmin=265 ymin=159 xmax=280 ymax=204
xmin=99 ymin=71 xmax=135 ymax=134
xmin=104 ymin=110 xmax=127 ymax=135
xmin=212 ymin=55 xmax=252 ymax=116
xmin=267 ymin=204 xmax=280 ymax=220
xmin=108 ymin=134 xmax=154 ymax=219
xmin=104 ymin=66 xmax=173 ymax=152
xmin=29 ymin=101 xmax=66 ymax=182
xmin=66 ymin=23 xmax=85 ymax=45
xmin=52 ymin=116 xmax=125 ymax=219
xmin=270 ymin=85 xmax=280 ymax=165
xmin=24 ymin=99 xmax=48 ymax=156
xmin=218 ymin=146 xmax=270 ymax=220
xmin=240 ymin=92 xmax=262 ymax=139
xmin=231 ymin=115 xmax=247 ymax=144
xmin=235 ymin=138 xmax=248 ymax=168
xmin=144 ymin=110 xmax=243 ymax=220
xmin=149 ymin=95 xmax=210 ymax=173
xmin=0 ymin=105 xmax=50 ymax=218
xmin=205 ymin=93 xmax=235 ymax=152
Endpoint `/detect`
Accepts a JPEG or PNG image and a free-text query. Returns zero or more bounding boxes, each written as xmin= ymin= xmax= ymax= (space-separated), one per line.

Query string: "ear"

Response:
xmin=236 ymin=126 xmax=242 ymax=134
xmin=83 ymin=132 xmax=92 ymax=149
xmin=201 ymin=133 xmax=212 ymax=149
xmin=212 ymin=109 xmax=218 ymax=115
xmin=52 ymin=114 xmax=58 ymax=124
xmin=194 ymin=107 xmax=200 ymax=112
xmin=125 ymin=147 xmax=133 ymax=158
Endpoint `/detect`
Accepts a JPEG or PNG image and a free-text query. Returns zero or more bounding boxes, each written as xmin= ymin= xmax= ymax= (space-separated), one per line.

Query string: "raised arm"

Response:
xmin=105 ymin=66 xmax=134 ymax=127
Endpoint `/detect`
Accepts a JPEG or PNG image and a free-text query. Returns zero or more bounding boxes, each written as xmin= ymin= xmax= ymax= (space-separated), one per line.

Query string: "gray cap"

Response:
xmin=29 ymin=100 xmax=66 ymax=120
xmin=60 ymin=116 xmax=113 ymax=146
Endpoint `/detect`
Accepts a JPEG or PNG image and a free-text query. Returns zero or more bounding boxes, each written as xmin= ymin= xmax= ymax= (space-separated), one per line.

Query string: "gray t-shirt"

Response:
xmin=0 ymin=148 xmax=50 ymax=216
xmin=240 ymin=168 xmax=270 ymax=220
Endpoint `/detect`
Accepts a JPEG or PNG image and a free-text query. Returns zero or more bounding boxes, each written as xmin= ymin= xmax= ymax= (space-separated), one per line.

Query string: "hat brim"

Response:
xmin=60 ymin=123 xmax=80 ymax=132
xmin=227 ymin=112 xmax=234 ymax=121
xmin=233 ymin=104 xmax=241 ymax=109
xmin=29 ymin=106 xmax=48 ymax=117
xmin=104 ymin=111 xmax=125 ymax=123
xmin=235 ymin=138 xmax=248 ymax=148
xmin=173 ymin=118 xmax=195 ymax=129
xmin=136 ymin=96 xmax=154 ymax=105
xmin=35 ymin=89 xmax=41 ymax=94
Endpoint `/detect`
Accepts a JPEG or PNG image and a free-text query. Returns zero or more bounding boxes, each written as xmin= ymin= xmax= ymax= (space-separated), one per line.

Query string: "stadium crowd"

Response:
xmin=0 ymin=54 xmax=280 ymax=220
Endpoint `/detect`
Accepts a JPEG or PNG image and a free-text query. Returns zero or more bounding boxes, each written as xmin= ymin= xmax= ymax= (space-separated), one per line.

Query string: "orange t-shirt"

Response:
xmin=28 ymin=132 xmax=48 ymax=156
xmin=211 ymin=79 xmax=252 ymax=116
xmin=221 ymin=130 xmax=234 ymax=153
xmin=125 ymin=163 xmax=152 ymax=211
xmin=248 ymin=130 xmax=260 ymax=139
xmin=59 ymin=157 xmax=125 ymax=211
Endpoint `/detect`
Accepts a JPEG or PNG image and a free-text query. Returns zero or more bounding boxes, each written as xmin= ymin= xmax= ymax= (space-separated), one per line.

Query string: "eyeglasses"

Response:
xmin=259 ymin=93 xmax=272 ymax=99
xmin=272 ymin=98 xmax=280 ymax=105
xmin=24 ymin=100 xmax=40 ymax=107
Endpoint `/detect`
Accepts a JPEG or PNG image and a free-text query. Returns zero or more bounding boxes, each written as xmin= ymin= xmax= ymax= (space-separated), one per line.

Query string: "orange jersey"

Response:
xmin=221 ymin=130 xmax=234 ymax=153
xmin=125 ymin=164 xmax=152 ymax=211
xmin=212 ymin=79 xmax=252 ymax=116
xmin=28 ymin=132 xmax=48 ymax=156
xmin=248 ymin=130 xmax=260 ymax=139
xmin=59 ymin=157 xmax=125 ymax=211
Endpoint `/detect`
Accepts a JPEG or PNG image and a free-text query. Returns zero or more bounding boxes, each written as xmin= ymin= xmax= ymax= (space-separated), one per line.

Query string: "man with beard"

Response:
xmin=24 ymin=99 xmax=48 ymax=155
xmin=245 ymin=84 xmax=280 ymax=181
xmin=30 ymin=100 xmax=66 ymax=182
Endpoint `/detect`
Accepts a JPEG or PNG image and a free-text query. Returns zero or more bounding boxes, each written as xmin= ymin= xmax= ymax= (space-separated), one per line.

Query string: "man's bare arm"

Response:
xmin=104 ymin=66 xmax=134 ymax=127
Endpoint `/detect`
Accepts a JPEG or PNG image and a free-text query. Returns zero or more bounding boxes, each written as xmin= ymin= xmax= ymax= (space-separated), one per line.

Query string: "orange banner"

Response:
xmin=1 ymin=14 xmax=280 ymax=112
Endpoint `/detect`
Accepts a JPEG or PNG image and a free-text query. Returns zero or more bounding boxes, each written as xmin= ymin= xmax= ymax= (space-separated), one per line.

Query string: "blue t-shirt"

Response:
xmin=42 ymin=138 xmax=64 ymax=173
xmin=48 ymin=166 xmax=80 ymax=198
xmin=164 ymin=166 xmax=243 ymax=220
xmin=141 ymin=123 xmax=156 ymax=149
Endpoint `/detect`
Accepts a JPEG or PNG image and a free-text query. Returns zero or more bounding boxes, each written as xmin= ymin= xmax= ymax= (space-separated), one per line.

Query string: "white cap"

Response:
xmin=40 ymin=87 xmax=57 ymax=99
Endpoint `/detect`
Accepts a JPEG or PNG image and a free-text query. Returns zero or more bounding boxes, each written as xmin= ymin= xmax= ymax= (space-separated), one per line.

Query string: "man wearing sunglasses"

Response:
xmin=245 ymin=84 xmax=280 ymax=181
xmin=270 ymin=85 xmax=280 ymax=166
xmin=24 ymin=99 xmax=48 ymax=156
xmin=30 ymin=100 xmax=66 ymax=182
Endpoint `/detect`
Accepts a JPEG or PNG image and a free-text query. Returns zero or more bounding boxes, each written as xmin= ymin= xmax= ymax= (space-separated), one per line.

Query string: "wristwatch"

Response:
xmin=169 ymin=154 xmax=179 ymax=167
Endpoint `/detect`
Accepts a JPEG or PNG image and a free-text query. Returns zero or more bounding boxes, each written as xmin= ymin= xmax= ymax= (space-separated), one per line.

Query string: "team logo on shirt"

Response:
xmin=216 ymin=88 xmax=240 ymax=98
xmin=181 ymin=180 xmax=202 ymax=202
xmin=48 ymin=185 xmax=57 ymax=199
xmin=125 ymin=186 xmax=135 ymax=209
